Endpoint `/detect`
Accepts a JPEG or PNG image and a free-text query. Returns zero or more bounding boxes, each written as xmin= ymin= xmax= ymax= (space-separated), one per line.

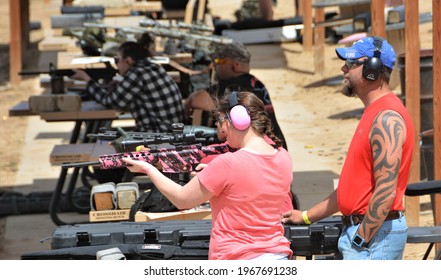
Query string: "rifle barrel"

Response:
xmin=62 ymin=161 xmax=100 ymax=169
xmin=18 ymin=71 xmax=49 ymax=76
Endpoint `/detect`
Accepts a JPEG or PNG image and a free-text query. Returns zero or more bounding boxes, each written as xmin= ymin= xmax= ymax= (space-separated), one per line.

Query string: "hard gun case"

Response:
xmin=48 ymin=220 xmax=212 ymax=250
xmin=22 ymin=217 xmax=343 ymax=260
xmin=22 ymin=220 xmax=212 ymax=260
xmin=284 ymin=215 xmax=343 ymax=259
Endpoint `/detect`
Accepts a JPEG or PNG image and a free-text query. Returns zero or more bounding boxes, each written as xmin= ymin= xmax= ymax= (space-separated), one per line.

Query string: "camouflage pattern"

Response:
xmin=62 ymin=143 xmax=237 ymax=173
xmin=98 ymin=143 xmax=236 ymax=172
xmin=234 ymin=0 xmax=261 ymax=21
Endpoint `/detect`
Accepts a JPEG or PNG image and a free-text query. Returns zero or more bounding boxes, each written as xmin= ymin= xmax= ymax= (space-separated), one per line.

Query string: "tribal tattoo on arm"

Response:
xmin=358 ymin=110 xmax=407 ymax=242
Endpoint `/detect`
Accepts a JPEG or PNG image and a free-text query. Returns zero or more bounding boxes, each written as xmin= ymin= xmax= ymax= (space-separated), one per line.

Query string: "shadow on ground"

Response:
xmin=328 ymin=108 xmax=364 ymax=120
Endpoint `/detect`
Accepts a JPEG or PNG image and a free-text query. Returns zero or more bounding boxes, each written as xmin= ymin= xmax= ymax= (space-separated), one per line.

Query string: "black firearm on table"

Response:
xmin=88 ymin=123 xmax=220 ymax=152
xmin=19 ymin=62 xmax=118 ymax=83
xmin=62 ymin=143 xmax=236 ymax=174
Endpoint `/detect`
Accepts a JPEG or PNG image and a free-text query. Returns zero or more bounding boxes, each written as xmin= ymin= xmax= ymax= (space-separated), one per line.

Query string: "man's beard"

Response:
xmin=341 ymin=80 xmax=356 ymax=97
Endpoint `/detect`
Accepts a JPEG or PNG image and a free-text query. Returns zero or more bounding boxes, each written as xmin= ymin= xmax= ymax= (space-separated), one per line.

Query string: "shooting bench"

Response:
xmin=35 ymin=50 xmax=192 ymax=99
xmin=49 ymin=141 xmax=213 ymax=224
xmin=220 ymin=17 xmax=303 ymax=45
xmin=8 ymin=99 xmax=129 ymax=225
xmin=51 ymin=3 xmax=163 ymax=28
xmin=49 ymin=142 xmax=118 ymax=225
xmin=405 ymin=180 xmax=441 ymax=260
xmin=50 ymin=142 xmax=115 ymax=166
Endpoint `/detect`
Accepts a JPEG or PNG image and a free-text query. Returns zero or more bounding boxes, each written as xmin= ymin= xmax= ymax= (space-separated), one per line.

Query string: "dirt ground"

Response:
xmin=0 ymin=0 xmax=437 ymax=260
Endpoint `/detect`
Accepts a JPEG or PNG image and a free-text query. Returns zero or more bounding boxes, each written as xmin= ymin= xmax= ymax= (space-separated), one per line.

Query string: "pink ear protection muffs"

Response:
xmin=227 ymin=91 xmax=251 ymax=130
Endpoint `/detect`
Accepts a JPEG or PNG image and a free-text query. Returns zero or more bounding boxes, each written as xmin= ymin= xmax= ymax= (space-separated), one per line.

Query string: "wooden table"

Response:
xmin=49 ymin=141 xmax=119 ymax=226
xmin=9 ymin=100 xmax=121 ymax=143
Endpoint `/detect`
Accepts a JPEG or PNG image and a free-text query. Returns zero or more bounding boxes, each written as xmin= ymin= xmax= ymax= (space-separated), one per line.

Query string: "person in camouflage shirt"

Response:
xmin=235 ymin=0 xmax=275 ymax=21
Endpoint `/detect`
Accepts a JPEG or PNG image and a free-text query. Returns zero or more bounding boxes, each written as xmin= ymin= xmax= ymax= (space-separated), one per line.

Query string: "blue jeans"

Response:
xmin=338 ymin=215 xmax=407 ymax=260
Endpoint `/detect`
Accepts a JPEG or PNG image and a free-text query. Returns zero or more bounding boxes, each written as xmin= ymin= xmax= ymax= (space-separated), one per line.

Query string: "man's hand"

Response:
xmin=281 ymin=209 xmax=304 ymax=224
xmin=183 ymin=89 xmax=215 ymax=117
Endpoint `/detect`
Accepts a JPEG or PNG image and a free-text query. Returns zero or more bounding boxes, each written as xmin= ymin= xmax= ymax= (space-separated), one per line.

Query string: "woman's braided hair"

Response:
xmin=214 ymin=90 xmax=282 ymax=148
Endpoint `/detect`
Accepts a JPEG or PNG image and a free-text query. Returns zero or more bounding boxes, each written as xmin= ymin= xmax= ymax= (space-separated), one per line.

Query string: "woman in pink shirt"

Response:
xmin=123 ymin=91 xmax=293 ymax=260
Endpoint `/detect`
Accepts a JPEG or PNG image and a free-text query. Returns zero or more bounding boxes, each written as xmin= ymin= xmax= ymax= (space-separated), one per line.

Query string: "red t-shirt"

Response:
xmin=197 ymin=148 xmax=293 ymax=260
xmin=337 ymin=93 xmax=414 ymax=215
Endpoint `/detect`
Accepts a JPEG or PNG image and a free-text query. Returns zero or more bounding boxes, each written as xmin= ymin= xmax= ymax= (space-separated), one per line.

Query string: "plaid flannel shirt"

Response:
xmin=87 ymin=58 xmax=185 ymax=132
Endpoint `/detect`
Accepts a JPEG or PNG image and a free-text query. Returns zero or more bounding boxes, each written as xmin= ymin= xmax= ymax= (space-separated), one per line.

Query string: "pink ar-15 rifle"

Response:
xmin=62 ymin=143 xmax=236 ymax=174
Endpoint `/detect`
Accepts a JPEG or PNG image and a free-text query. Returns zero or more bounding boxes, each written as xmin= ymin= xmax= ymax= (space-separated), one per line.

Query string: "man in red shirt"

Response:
xmin=282 ymin=36 xmax=415 ymax=260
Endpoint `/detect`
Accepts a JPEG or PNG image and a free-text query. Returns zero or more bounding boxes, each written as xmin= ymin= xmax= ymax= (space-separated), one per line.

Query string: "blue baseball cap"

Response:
xmin=335 ymin=36 xmax=396 ymax=69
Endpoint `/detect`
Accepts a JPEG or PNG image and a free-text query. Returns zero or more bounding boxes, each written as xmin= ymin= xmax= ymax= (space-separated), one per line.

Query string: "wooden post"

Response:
xmin=432 ymin=0 xmax=441 ymax=234
xmin=9 ymin=0 xmax=23 ymax=86
xmin=296 ymin=0 xmax=303 ymax=17
xmin=404 ymin=0 xmax=421 ymax=226
xmin=313 ymin=8 xmax=325 ymax=76
xmin=184 ymin=0 xmax=196 ymax=24
xmin=197 ymin=0 xmax=206 ymax=22
xmin=370 ymin=0 xmax=386 ymax=37
xmin=20 ymin=0 xmax=30 ymax=51
xmin=302 ymin=0 xmax=313 ymax=52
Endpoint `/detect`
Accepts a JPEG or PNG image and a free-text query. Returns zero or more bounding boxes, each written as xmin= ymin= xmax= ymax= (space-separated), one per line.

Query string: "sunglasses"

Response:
xmin=214 ymin=58 xmax=231 ymax=65
xmin=345 ymin=59 xmax=365 ymax=69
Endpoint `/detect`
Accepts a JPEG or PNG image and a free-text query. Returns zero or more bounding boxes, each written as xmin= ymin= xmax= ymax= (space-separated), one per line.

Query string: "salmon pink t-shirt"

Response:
xmin=197 ymin=148 xmax=293 ymax=260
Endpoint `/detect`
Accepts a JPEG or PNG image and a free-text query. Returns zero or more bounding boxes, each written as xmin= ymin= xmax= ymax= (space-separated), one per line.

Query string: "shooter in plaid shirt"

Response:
xmin=71 ymin=41 xmax=185 ymax=133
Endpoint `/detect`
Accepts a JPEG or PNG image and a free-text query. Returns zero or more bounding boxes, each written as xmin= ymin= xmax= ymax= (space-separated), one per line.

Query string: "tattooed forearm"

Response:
xmin=359 ymin=110 xmax=406 ymax=241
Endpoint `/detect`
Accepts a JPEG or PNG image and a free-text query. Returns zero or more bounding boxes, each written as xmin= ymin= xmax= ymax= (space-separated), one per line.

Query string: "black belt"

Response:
xmin=342 ymin=210 xmax=402 ymax=226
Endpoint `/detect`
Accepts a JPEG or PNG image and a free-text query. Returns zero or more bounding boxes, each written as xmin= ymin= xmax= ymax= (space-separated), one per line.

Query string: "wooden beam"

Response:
xmin=314 ymin=18 xmax=353 ymax=28
xmin=432 ymin=0 xmax=441 ymax=235
xmin=184 ymin=0 xmax=196 ymax=24
xmin=297 ymin=0 xmax=303 ymax=17
xmin=302 ymin=0 xmax=313 ymax=52
xmin=21 ymin=0 xmax=30 ymax=50
xmin=404 ymin=0 xmax=421 ymax=226
xmin=313 ymin=8 xmax=325 ymax=76
xmin=370 ymin=0 xmax=386 ymax=37
xmin=9 ymin=0 xmax=23 ymax=86
xmin=197 ymin=0 xmax=206 ymax=22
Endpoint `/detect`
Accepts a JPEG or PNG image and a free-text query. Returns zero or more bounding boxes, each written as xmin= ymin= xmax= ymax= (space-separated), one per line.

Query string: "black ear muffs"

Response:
xmin=362 ymin=36 xmax=384 ymax=81
xmin=227 ymin=91 xmax=251 ymax=130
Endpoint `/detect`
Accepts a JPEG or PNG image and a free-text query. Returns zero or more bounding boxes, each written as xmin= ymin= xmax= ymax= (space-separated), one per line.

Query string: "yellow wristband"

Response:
xmin=302 ymin=211 xmax=311 ymax=225
xmin=135 ymin=145 xmax=144 ymax=152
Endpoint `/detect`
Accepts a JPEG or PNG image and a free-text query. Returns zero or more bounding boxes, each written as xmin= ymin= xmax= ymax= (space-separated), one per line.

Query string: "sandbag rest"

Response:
xmin=90 ymin=182 xmax=140 ymax=211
